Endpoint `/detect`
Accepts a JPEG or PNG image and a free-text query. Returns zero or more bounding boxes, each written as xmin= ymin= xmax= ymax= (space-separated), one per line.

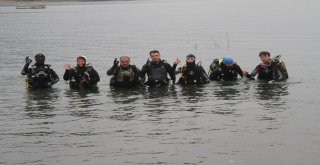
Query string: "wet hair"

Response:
xmin=259 ymin=51 xmax=270 ymax=57
xmin=149 ymin=50 xmax=160 ymax=56
xmin=186 ymin=54 xmax=196 ymax=59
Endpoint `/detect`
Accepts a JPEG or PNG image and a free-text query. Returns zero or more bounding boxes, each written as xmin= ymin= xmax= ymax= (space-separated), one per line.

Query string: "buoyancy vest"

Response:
xmin=69 ymin=65 xmax=93 ymax=87
xmin=185 ymin=65 xmax=197 ymax=80
xmin=30 ymin=64 xmax=51 ymax=80
xmin=26 ymin=64 xmax=52 ymax=88
xmin=222 ymin=67 xmax=238 ymax=79
xmin=114 ymin=66 xmax=136 ymax=82
xmin=210 ymin=58 xmax=238 ymax=80
xmin=257 ymin=63 xmax=273 ymax=80
xmin=180 ymin=62 xmax=203 ymax=83
xmin=148 ymin=61 xmax=168 ymax=83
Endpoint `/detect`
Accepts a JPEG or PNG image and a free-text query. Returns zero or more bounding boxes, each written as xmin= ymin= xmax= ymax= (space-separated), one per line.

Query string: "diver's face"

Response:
xmin=35 ymin=56 xmax=45 ymax=65
xmin=150 ymin=52 xmax=160 ymax=62
xmin=186 ymin=56 xmax=195 ymax=64
xmin=260 ymin=55 xmax=270 ymax=64
xmin=77 ymin=59 xmax=85 ymax=67
xmin=225 ymin=64 xmax=234 ymax=68
xmin=120 ymin=57 xmax=130 ymax=67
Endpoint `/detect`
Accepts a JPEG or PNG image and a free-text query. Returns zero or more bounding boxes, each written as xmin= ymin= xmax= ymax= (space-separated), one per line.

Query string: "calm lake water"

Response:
xmin=1 ymin=0 xmax=320 ymax=164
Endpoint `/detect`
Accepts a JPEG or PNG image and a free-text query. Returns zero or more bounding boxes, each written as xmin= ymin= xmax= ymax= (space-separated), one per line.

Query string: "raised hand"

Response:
xmin=174 ymin=57 xmax=181 ymax=65
xmin=25 ymin=56 xmax=32 ymax=64
xmin=65 ymin=64 xmax=72 ymax=70
xmin=113 ymin=58 xmax=119 ymax=67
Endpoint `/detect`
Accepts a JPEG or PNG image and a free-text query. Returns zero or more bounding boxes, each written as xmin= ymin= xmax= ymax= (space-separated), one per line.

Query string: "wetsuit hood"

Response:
xmin=35 ymin=53 xmax=45 ymax=65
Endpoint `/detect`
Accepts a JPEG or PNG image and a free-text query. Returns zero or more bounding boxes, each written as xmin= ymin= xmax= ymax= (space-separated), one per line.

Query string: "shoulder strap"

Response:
xmin=86 ymin=64 xmax=93 ymax=72
xmin=44 ymin=64 xmax=51 ymax=71
xmin=146 ymin=61 xmax=152 ymax=68
xmin=86 ymin=63 xmax=93 ymax=68
xmin=131 ymin=65 xmax=139 ymax=73
xmin=196 ymin=61 xmax=203 ymax=67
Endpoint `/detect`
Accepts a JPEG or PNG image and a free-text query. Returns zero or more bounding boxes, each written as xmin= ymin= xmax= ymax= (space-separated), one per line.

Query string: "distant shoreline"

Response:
xmin=0 ymin=0 xmax=126 ymax=6
xmin=0 ymin=0 xmax=75 ymax=6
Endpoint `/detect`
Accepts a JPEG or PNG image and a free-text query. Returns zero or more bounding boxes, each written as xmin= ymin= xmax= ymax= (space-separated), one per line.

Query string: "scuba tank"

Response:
xmin=270 ymin=55 xmax=288 ymax=80
xmin=26 ymin=64 xmax=51 ymax=88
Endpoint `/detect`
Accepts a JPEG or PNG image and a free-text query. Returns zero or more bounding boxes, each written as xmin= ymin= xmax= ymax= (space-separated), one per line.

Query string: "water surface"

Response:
xmin=1 ymin=0 xmax=320 ymax=164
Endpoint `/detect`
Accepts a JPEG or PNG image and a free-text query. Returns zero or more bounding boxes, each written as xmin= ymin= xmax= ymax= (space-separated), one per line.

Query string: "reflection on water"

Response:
xmin=214 ymin=81 xmax=242 ymax=100
xmin=177 ymin=85 xmax=209 ymax=112
xmin=180 ymin=84 xmax=206 ymax=100
xmin=108 ymin=86 xmax=143 ymax=121
xmin=210 ymin=81 xmax=249 ymax=115
xmin=64 ymin=88 xmax=101 ymax=118
xmin=1 ymin=0 xmax=319 ymax=164
xmin=109 ymin=86 xmax=142 ymax=104
xmin=254 ymin=82 xmax=289 ymax=111
xmin=143 ymin=85 xmax=172 ymax=99
xmin=18 ymin=76 xmax=293 ymax=164
xmin=253 ymin=82 xmax=290 ymax=133
xmin=24 ymin=88 xmax=60 ymax=119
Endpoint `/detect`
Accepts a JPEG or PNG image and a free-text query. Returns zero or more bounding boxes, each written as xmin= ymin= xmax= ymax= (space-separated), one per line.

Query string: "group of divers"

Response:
xmin=21 ymin=50 xmax=288 ymax=90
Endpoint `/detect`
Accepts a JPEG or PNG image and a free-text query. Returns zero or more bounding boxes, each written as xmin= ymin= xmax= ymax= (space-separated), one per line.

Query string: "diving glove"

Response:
xmin=25 ymin=56 xmax=32 ymax=64
xmin=113 ymin=58 xmax=119 ymax=68
xmin=246 ymin=74 xmax=255 ymax=80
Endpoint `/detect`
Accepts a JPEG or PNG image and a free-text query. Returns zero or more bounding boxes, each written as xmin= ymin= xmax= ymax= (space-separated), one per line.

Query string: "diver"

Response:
xmin=247 ymin=51 xmax=288 ymax=83
xmin=63 ymin=56 xmax=100 ymax=89
xmin=140 ymin=50 xmax=179 ymax=86
xmin=21 ymin=53 xmax=59 ymax=89
xmin=208 ymin=56 xmax=245 ymax=81
xmin=176 ymin=54 xmax=210 ymax=85
xmin=107 ymin=56 xmax=142 ymax=87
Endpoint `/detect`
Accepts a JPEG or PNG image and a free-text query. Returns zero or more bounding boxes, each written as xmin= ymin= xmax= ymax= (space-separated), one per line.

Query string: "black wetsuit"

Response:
xmin=209 ymin=62 xmax=243 ymax=81
xmin=63 ymin=65 xmax=100 ymax=89
xmin=140 ymin=60 xmax=176 ymax=86
xmin=107 ymin=65 xmax=141 ymax=87
xmin=21 ymin=63 xmax=59 ymax=88
xmin=249 ymin=59 xmax=288 ymax=82
xmin=177 ymin=63 xmax=210 ymax=85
